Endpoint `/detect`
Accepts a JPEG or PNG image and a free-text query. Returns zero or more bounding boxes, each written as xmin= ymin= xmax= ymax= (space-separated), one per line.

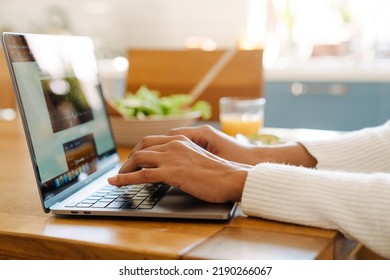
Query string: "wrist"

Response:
xmin=223 ymin=166 xmax=249 ymax=202
xmin=250 ymin=143 xmax=317 ymax=167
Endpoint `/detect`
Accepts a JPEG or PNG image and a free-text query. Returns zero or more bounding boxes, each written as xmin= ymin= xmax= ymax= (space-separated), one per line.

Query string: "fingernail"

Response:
xmin=107 ymin=176 xmax=117 ymax=185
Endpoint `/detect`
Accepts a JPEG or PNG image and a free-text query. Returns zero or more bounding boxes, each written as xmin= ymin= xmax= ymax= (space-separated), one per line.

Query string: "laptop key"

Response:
xmin=65 ymin=202 xmax=79 ymax=207
xmin=91 ymin=201 xmax=111 ymax=208
xmin=82 ymin=199 xmax=99 ymax=204
xmin=133 ymin=194 xmax=150 ymax=199
xmin=106 ymin=201 xmax=127 ymax=208
xmin=120 ymin=193 xmax=135 ymax=199
xmin=114 ymin=197 xmax=130 ymax=202
xmin=88 ymin=195 xmax=104 ymax=200
xmin=109 ymin=191 xmax=125 ymax=195
xmin=156 ymin=184 xmax=170 ymax=193
xmin=122 ymin=199 xmax=144 ymax=209
xmin=125 ymin=185 xmax=144 ymax=191
xmin=123 ymin=191 xmax=138 ymax=196
xmin=76 ymin=203 xmax=93 ymax=208
xmin=104 ymin=194 xmax=119 ymax=199
xmin=99 ymin=198 xmax=115 ymax=202
xmin=143 ymin=197 xmax=161 ymax=205
xmin=95 ymin=191 xmax=111 ymax=195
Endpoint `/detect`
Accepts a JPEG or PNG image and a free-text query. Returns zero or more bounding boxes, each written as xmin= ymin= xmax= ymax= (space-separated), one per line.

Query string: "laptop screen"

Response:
xmin=2 ymin=33 xmax=118 ymax=206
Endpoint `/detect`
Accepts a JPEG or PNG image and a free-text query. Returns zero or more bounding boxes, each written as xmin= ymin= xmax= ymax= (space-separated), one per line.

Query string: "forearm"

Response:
xmin=247 ymin=143 xmax=317 ymax=167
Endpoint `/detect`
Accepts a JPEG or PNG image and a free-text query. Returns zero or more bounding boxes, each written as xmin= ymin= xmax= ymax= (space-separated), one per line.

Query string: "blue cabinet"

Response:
xmin=264 ymin=81 xmax=390 ymax=131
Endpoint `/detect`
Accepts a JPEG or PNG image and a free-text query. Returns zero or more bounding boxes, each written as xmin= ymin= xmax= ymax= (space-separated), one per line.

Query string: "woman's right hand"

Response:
xmin=166 ymin=125 xmax=318 ymax=168
xmin=130 ymin=125 xmax=317 ymax=168
xmin=164 ymin=125 xmax=261 ymax=165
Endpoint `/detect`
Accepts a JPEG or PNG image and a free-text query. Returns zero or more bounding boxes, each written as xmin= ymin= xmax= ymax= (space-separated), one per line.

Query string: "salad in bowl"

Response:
xmin=108 ymin=86 xmax=211 ymax=146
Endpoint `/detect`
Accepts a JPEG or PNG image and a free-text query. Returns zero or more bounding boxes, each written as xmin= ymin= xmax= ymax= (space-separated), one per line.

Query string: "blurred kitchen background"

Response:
xmin=1 ymin=0 xmax=390 ymax=130
xmin=2 ymin=0 xmax=390 ymax=61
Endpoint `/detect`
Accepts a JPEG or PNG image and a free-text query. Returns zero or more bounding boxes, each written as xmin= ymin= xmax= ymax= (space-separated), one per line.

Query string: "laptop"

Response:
xmin=2 ymin=32 xmax=236 ymax=220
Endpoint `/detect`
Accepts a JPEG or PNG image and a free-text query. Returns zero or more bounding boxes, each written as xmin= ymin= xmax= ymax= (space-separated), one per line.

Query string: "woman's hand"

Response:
xmin=108 ymin=135 xmax=250 ymax=203
xmin=161 ymin=125 xmax=262 ymax=165
xmin=166 ymin=125 xmax=317 ymax=167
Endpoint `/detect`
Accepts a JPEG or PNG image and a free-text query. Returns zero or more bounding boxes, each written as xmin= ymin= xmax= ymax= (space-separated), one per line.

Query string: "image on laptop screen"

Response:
xmin=3 ymin=33 xmax=118 ymax=206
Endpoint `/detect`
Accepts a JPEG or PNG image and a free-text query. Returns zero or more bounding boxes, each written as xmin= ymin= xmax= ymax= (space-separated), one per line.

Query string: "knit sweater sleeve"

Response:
xmin=241 ymin=122 xmax=390 ymax=259
xmin=300 ymin=121 xmax=390 ymax=173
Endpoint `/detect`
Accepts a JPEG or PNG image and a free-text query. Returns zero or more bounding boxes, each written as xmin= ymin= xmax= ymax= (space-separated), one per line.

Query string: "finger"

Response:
xmin=165 ymin=126 xmax=200 ymax=138
xmin=119 ymin=150 xmax=162 ymax=174
xmin=129 ymin=135 xmax=186 ymax=158
xmin=108 ymin=168 xmax=163 ymax=186
xmin=166 ymin=125 xmax=213 ymax=148
xmin=129 ymin=135 xmax=165 ymax=158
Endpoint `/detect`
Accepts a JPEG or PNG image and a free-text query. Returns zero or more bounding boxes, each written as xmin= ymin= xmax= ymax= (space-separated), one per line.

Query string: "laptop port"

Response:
xmin=84 ymin=211 xmax=91 ymax=214
xmin=70 ymin=211 xmax=78 ymax=214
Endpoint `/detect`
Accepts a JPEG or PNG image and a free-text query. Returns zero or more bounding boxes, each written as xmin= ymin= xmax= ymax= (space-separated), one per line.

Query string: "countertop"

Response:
xmin=264 ymin=58 xmax=390 ymax=82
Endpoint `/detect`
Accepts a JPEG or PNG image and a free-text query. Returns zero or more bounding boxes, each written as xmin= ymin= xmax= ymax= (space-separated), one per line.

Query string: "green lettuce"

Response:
xmin=113 ymin=85 xmax=211 ymax=120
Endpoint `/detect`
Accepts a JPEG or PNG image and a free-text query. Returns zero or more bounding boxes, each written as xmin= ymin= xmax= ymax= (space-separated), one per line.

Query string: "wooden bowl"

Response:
xmin=109 ymin=112 xmax=200 ymax=146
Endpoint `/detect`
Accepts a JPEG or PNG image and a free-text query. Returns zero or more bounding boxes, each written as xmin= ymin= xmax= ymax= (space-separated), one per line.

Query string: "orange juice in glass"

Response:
xmin=219 ymin=97 xmax=266 ymax=137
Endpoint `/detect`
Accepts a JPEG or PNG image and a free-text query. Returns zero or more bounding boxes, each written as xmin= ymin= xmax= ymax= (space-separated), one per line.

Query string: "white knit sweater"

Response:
xmin=241 ymin=121 xmax=390 ymax=259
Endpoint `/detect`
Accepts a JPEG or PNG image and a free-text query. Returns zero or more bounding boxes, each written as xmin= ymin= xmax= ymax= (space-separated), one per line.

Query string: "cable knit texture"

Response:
xmin=241 ymin=121 xmax=390 ymax=259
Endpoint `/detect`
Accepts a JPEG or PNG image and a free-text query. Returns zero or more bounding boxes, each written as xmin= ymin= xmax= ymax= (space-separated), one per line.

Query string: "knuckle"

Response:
xmin=138 ymin=136 xmax=152 ymax=147
xmin=176 ymin=135 xmax=188 ymax=141
xmin=139 ymin=168 xmax=156 ymax=182
xmin=129 ymin=150 xmax=145 ymax=164
xmin=199 ymin=124 xmax=213 ymax=134
xmin=170 ymin=139 xmax=185 ymax=148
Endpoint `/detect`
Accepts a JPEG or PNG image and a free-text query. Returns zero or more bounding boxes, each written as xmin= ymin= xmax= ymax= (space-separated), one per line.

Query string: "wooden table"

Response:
xmin=0 ymin=118 xmax=356 ymax=260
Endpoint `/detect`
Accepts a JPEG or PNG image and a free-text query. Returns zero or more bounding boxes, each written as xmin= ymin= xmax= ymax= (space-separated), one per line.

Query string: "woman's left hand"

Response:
xmin=107 ymin=135 xmax=250 ymax=203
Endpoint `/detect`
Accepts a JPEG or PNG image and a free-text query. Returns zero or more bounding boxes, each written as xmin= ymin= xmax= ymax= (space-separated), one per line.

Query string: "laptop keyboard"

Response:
xmin=65 ymin=183 xmax=170 ymax=210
